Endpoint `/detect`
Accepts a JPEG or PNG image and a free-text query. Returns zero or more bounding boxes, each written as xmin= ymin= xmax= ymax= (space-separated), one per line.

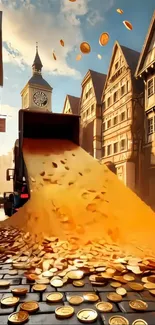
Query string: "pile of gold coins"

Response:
xmin=0 ymin=227 xmax=155 ymax=324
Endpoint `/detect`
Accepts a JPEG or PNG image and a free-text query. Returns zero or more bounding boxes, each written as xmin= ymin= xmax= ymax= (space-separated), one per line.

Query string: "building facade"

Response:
xmin=79 ymin=70 xmax=106 ymax=159
xmin=101 ymin=41 xmax=143 ymax=193
xmin=63 ymin=95 xmax=80 ymax=115
xmin=135 ymin=11 xmax=155 ymax=208
xmin=21 ymin=44 xmax=52 ymax=112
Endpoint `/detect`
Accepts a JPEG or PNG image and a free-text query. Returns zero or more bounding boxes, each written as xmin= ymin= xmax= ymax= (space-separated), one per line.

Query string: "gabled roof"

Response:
xmin=135 ymin=10 xmax=155 ymax=77
xmin=63 ymin=95 xmax=80 ymax=115
xmin=102 ymin=41 xmax=142 ymax=100
xmin=81 ymin=70 xmax=106 ymax=105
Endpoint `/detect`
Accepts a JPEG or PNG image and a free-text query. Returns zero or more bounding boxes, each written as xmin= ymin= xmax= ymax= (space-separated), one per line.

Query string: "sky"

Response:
xmin=0 ymin=0 xmax=155 ymax=155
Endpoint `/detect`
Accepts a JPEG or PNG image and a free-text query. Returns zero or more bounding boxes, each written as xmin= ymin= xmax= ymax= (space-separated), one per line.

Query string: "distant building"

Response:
xmin=101 ymin=41 xmax=143 ymax=192
xmin=79 ymin=70 xmax=106 ymax=159
xmin=63 ymin=95 xmax=80 ymax=115
xmin=135 ymin=11 xmax=155 ymax=208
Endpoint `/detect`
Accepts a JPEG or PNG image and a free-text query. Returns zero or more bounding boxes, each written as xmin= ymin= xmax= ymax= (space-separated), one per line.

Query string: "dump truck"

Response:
xmin=3 ymin=109 xmax=80 ymax=217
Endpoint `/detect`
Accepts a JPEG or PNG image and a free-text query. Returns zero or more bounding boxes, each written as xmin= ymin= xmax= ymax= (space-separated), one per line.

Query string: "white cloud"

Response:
xmin=86 ymin=10 xmax=103 ymax=26
xmin=0 ymin=1 xmax=85 ymax=78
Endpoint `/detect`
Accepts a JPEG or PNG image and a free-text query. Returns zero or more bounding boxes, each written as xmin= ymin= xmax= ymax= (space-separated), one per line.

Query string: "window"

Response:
xmin=107 ymin=144 xmax=112 ymax=156
xmin=113 ymin=116 xmax=118 ymax=125
xmin=114 ymin=91 xmax=118 ymax=102
xmin=148 ymin=78 xmax=154 ymax=97
xmin=107 ymin=97 xmax=111 ymax=107
xmin=102 ymin=122 xmax=106 ymax=131
xmin=121 ymin=85 xmax=126 ymax=96
xmin=102 ymin=147 xmax=106 ymax=157
xmin=86 ymin=109 xmax=88 ymax=116
xmin=120 ymin=111 xmax=125 ymax=121
xmin=120 ymin=139 xmax=126 ymax=151
xmin=107 ymin=119 xmax=111 ymax=128
xmin=148 ymin=117 xmax=153 ymax=134
xmin=115 ymin=62 xmax=119 ymax=70
xmin=91 ymin=104 xmax=95 ymax=113
xmin=114 ymin=142 xmax=118 ymax=153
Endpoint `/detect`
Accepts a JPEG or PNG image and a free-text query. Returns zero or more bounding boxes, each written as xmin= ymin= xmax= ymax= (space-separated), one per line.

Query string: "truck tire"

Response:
xmin=4 ymin=203 xmax=13 ymax=217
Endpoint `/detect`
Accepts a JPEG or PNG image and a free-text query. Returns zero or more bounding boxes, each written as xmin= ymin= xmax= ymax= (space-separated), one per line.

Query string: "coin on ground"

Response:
xmin=32 ymin=284 xmax=47 ymax=292
xmin=128 ymin=282 xmax=144 ymax=291
xmin=55 ymin=306 xmax=74 ymax=319
xmin=67 ymin=270 xmax=84 ymax=280
xmin=36 ymin=278 xmax=50 ymax=285
xmin=9 ymin=270 xmax=18 ymax=276
xmin=95 ymin=301 xmax=113 ymax=312
xmin=83 ymin=293 xmax=99 ymax=302
xmin=80 ymin=42 xmax=91 ymax=54
xmin=11 ymin=288 xmax=28 ymax=296
xmin=123 ymin=274 xmax=135 ymax=282
xmin=109 ymin=315 xmax=129 ymax=325
xmin=68 ymin=295 xmax=84 ymax=305
xmin=110 ymin=282 xmax=122 ymax=288
xmin=20 ymin=301 xmax=39 ymax=313
xmin=77 ymin=309 xmax=98 ymax=323
xmin=116 ymin=287 xmax=127 ymax=296
xmin=8 ymin=311 xmax=29 ymax=324
xmin=149 ymin=290 xmax=155 ymax=296
xmin=46 ymin=292 xmax=63 ymax=303
xmin=107 ymin=293 xmax=122 ymax=302
xmin=73 ymin=280 xmax=85 ymax=287
xmin=1 ymin=296 xmax=19 ymax=307
xmin=50 ymin=278 xmax=63 ymax=288
xmin=132 ymin=320 xmax=148 ymax=325
xmin=99 ymin=32 xmax=109 ymax=46
xmin=0 ymin=280 xmax=10 ymax=287
xmin=129 ymin=300 xmax=148 ymax=311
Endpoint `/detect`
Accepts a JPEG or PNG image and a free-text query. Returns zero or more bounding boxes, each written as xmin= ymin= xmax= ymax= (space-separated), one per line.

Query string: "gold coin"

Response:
xmin=128 ymin=282 xmax=144 ymax=291
xmin=123 ymin=20 xmax=133 ymax=31
xmin=149 ymin=289 xmax=155 ymax=296
xmin=20 ymin=301 xmax=39 ymax=313
xmin=50 ymin=278 xmax=63 ymax=288
xmin=83 ymin=293 xmax=99 ymax=302
xmin=32 ymin=284 xmax=47 ymax=292
xmin=67 ymin=270 xmax=84 ymax=280
xmin=36 ymin=278 xmax=50 ymax=285
xmin=68 ymin=295 xmax=84 ymax=305
xmin=97 ymin=54 xmax=102 ymax=60
xmin=60 ymin=39 xmax=64 ymax=47
xmin=116 ymin=287 xmax=127 ymax=296
xmin=1 ymin=296 xmax=19 ymax=307
xmin=53 ymin=52 xmax=57 ymax=60
xmin=95 ymin=301 xmax=113 ymax=312
xmin=109 ymin=315 xmax=129 ymax=325
xmin=25 ymin=273 xmax=38 ymax=281
xmin=46 ymin=292 xmax=63 ymax=303
xmin=55 ymin=306 xmax=74 ymax=319
xmin=9 ymin=270 xmax=18 ymax=276
xmin=116 ymin=8 xmax=124 ymax=14
xmin=80 ymin=42 xmax=91 ymax=54
xmin=77 ymin=309 xmax=98 ymax=323
xmin=107 ymin=293 xmax=122 ymax=302
xmin=144 ymin=282 xmax=155 ymax=289
xmin=73 ymin=280 xmax=85 ymax=287
xmin=11 ymin=288 xmax=28 ymax=296
xmin=0 ymin=280 xmax=10 ymax=287
xmin=76 ymin=54 xmax=82 ymax=61
xmin=99 ymin=32 xmax=109 ymax=46
xmin=123 ymin=274 xmax=135 ymax=282
xmin=132 ymin=320 xmax=148 ymax=325
xmin=129 ymin=300 xmax=148 ymax=311
xmin=110 ymin=282 xmax=122 ymax=288
xmin=8 ymin=311 xmax=29 ymax=324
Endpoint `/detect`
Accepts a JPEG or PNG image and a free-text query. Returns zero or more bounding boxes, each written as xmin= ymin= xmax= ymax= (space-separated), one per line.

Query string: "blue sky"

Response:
xmin=0 ymin=0 xmax=155 ymax=154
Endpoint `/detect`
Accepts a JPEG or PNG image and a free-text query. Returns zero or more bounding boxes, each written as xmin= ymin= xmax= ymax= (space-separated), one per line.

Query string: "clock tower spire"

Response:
xmin=21 ymin=43 xmax=53 ymax=112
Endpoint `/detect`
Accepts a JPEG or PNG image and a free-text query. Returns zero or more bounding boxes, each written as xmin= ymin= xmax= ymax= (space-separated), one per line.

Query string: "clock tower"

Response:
xmin=21 ymin=44 xmax=52 ymax=112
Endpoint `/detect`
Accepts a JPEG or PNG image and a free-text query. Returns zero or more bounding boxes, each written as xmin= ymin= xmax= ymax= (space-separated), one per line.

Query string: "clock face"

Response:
xmin=33 ymin=91 xmax=48 ymax=107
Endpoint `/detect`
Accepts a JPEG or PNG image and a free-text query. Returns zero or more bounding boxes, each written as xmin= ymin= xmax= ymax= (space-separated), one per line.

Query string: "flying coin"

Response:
xmin=109 ymin=315 xmax=129 ymax=325
xmin=97 ymin=54 xmax=102 ymax=60
xmin=99 ymin=32 xmax=109 ymax=46
xmin=73 ymin=280 xmax=85 ymax=287
xmin=60 ymin=39 xmax=64 ymax=47
xmin=129 ymin=300 xmax=148 ymax=311
xmin=132 ymin=320 xmax=148 ymax=325
xmin=0 ymin=280 xmax=10 ymax=287
xmin=123 ymin=21 xmax=133 ymax=31
xmin=20 ymin=301 xmax=39 ymax=313
xmin=46 ymin=292 xmax=63 ymax=303
xmin=53 ymin=52 xmax=57 ymax=60
xmin=77 ymin=309 xmax=98 ymax=323
xmin=116 ymin=8 xmax=124 ymax=14
xmin=116 ymin=287 xmax=127 ymax=296
xmin=95 ymin=301 xmax=113 ymax=312
xmin=11 ymin=288 xmax=28 ymax=296
xmin=67 ymin=270 xmax=84 ymax=280
xmin=8 ymin=311 xmax=29 ymax=324
xmin=128 ymin=282 xmax=144 ymax=291
xmin=32 ymin=284 xmax=47 ymax=292
xmin=55 ymin=306 xmax=74 ymax=319
xmin=76 ymin=54 xmax=82 ymax=61
xmin=107 ymin=293 xmax=122 ymax=302
xmin=69 ymin=0 xmax=76 ymax=2
xmin=1 ymin=296 xmax=19 ymax=307
xmin=110 ymin=282 xmax=122 ymax=288
xmin=80 ymin=42 xmax=91 ymax=54
xmin=83 ymin=293 xmax=99 ymax=302
xmin=68 ymin=295 xmax=84 ymax=305
xmin=36 ymin=278 xmax=50 ymax=285
xmin=50 ymin=278 xmax=63 ymax=288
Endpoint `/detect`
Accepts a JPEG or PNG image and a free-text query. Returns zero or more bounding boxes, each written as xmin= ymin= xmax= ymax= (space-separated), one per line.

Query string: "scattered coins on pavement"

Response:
xmin=20 ymin=301 xmax=39 ymax=313
xmin=132 ymin=320 xmax=148 ymax=325
xmin=32 ymin=284 xmax=47 ymax=292
xmin=46 ymin=292 xmax=63 ymax=303
xmin=129 ymin=300 xmax=148 ymax=311
xmin=11 ymin=288 xmax=28 ymax=296
xmin=73 ymin=280 xmax=85 ymax=287
xmin=1 ymin=296 xmax=19 ymax=307
xmin=55 ymin=306 xmax=74 ymax=319
xmin=77 ymin=309 xmax=98 ymax=323
xmin=68 ymin=295 xmax=84 ymax=305
xmin=109 ymin=315 xmax=129 ymax=325
xmin=107 ymin=292 xmax=122 ymax=302
xmin=116 ymin=287 xmax=127 ymax=296
xmin=8 ymin=311 xmax=29 ymax=324
xmin=83 ymin=293 xmax=99 ymax=302
xmin=50 ymin=278 xmax=63 ymax=287
xmin=95 ymin=301 xmax=113 ymax=312
xmin=0 ymin=280 xmax=10 ymax=287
